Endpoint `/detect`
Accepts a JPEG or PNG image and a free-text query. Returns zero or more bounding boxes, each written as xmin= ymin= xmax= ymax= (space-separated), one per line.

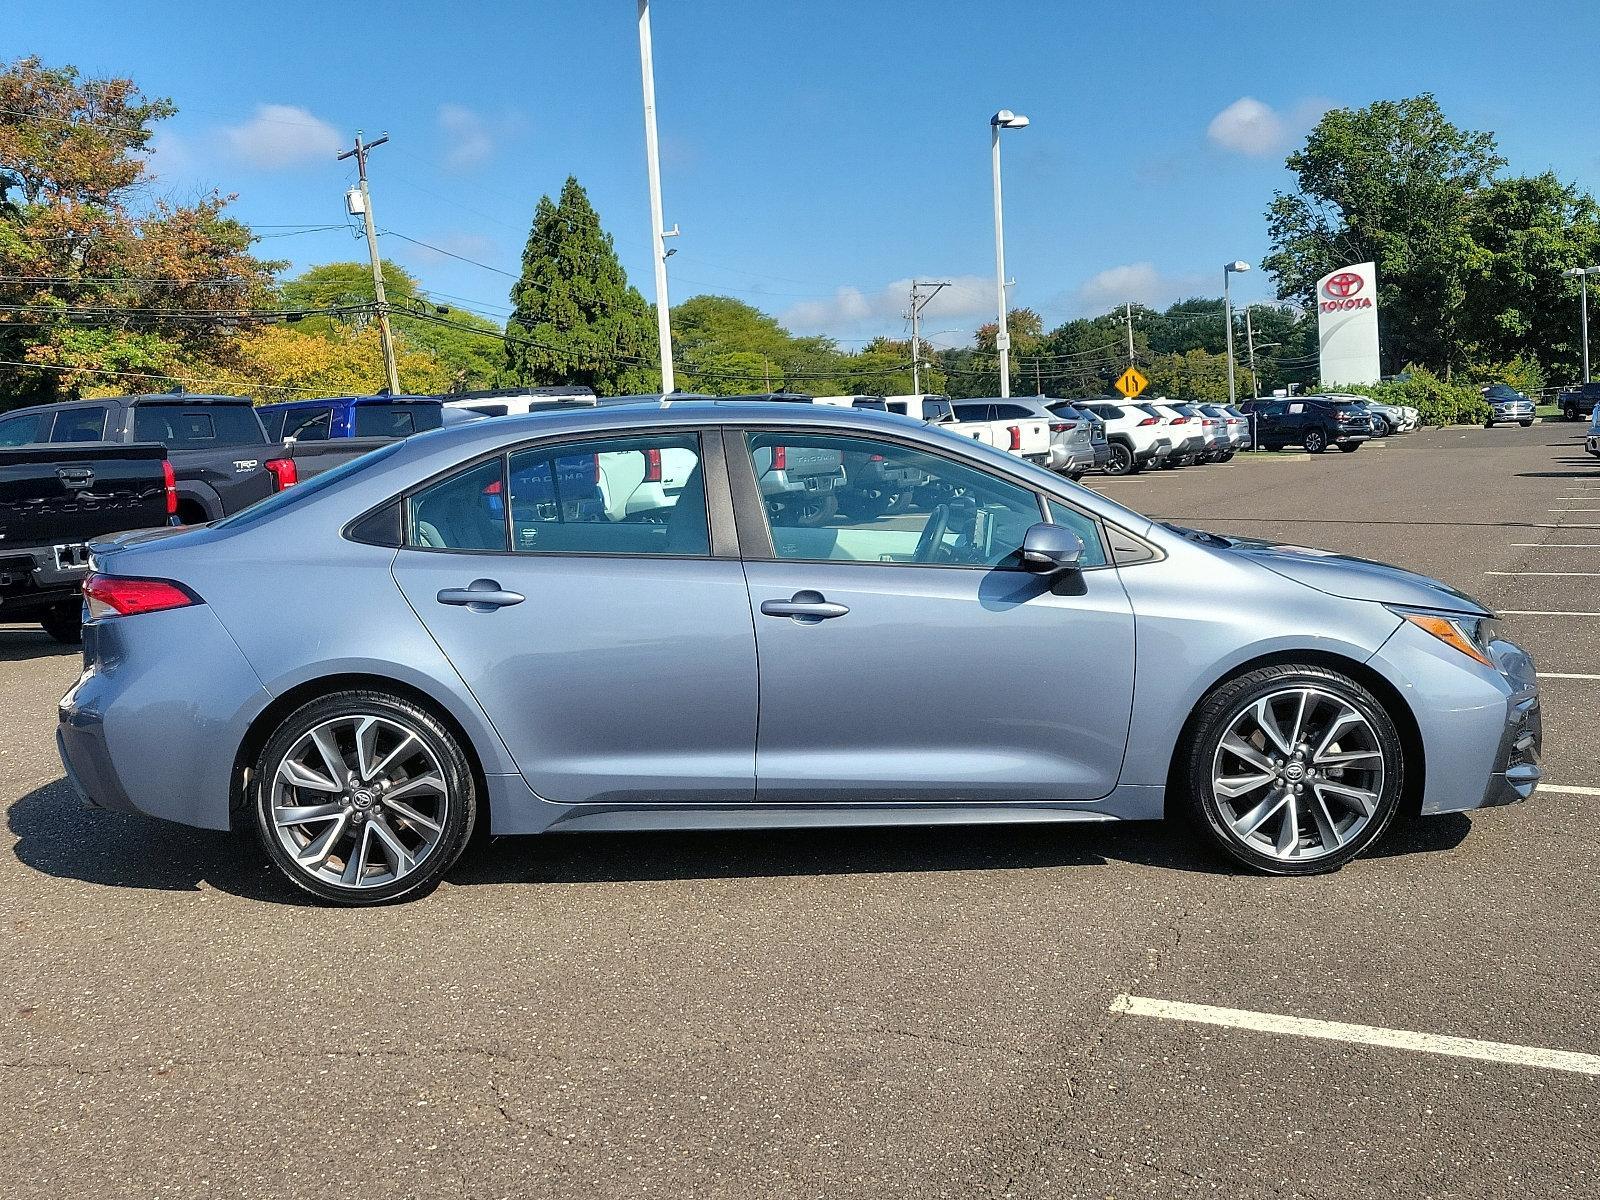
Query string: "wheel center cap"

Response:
xmin=1284 ymin=762 xmax=1306 ymax=783
xmin=351 ymin=788 xmax=376 ymax=810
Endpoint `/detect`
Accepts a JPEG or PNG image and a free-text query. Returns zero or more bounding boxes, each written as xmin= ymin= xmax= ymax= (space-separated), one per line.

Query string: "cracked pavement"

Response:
xmin=3 ymin=422 xmax=1597 ymax=1198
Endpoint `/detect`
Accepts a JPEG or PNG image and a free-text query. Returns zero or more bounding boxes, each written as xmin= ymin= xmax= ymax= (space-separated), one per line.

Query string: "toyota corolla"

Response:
xmin=57 ymin=400 xmax=1541 ymax=903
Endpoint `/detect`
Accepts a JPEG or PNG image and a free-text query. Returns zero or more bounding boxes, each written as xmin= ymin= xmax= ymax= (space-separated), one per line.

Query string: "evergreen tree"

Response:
xmin=504 ymin=177 xmax=659 ymax=393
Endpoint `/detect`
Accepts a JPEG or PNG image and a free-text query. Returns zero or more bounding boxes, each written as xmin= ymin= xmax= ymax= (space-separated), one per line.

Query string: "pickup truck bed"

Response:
xmin=0 ymin=442 xmax=171 ymax=641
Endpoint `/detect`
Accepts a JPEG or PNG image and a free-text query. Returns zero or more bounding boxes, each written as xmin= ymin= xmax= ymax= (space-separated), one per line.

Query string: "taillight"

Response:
xmin=642 ymin=447 xmax=662 ymax=484
xmin=1008 ymin=426 xmax=1022 ymax=451
xmin=590 ymin=454 xmax=601 ymax=484
xmin=1137 ymin=416 xmax=1157 ymax=426
xmin=1171 ymin=416 xmax=1188 ymax=424
xmin=772 ymin=445 xmax=787 ymax=471
xmin=265 ymin=458 xmax=298 ymax=491
xmin=482 ymin=478 xmax=502 ymax=496
xmin=1049 ymin=421 xmax=1073 ymax=433
xmin=82 ymin=573 xmax=199 ymax=619
xmin=161 ymin=459 xmax=177 ymax=517
xmin=868 ymin=452 xmax=885 ymax=462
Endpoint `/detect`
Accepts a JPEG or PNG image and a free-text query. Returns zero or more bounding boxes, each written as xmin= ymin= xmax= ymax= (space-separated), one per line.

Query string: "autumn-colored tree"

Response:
xmin=0 ymin=56 xmax=279 ymax=407
xmin=192 ymin=324 xmax=450 ymax=402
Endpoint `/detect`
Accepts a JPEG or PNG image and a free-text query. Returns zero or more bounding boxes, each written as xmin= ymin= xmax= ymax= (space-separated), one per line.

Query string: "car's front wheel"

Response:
xmin=1519 ymin=419 xmax=1533 ymax=428
xmin=1181 ymin=666 xmax=1404 ymax=875
xmin=253 ymin=691 xmax=477 ymax=904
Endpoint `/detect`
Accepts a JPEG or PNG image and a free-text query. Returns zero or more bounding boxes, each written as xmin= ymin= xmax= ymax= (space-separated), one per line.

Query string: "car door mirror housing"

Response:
xmin=1021 ymin=522 xmax=1084 ymax=574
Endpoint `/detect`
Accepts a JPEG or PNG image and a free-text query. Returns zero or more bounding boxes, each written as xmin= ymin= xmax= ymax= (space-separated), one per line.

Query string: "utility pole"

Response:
xmin=637 ymin=0 xmax=676 ymax=393
xmin=908 ymin=280 xmax=949 ymax=394
xmin=1034 ymin=356 xmax=1042 ymax=396
xmin=1244 ymin=305 xmax=1257 ymax=398
xmin=1125 ymin=302 xmax=1135 ymax=365
xmin=338 ymin=131 xmax=399 ymax=395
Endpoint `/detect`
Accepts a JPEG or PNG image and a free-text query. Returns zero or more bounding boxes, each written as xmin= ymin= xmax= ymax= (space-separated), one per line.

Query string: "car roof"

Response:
xmin=260 ymin=394 xmax=437 ymax=409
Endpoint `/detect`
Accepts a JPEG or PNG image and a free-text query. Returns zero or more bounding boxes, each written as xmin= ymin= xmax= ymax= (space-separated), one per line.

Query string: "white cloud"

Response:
xmin=1068 ymin=262 xmax=1213 ymax=316
xmin=438 ymin=104 xmax=493 ymax=170
xmin=781 ymin=275 xmax=993 ymax=344
xmin=142 ymin=130 xmax=193 ymax=180
xmin=222 ymin=104 xmax=343 ymax=170
xmin=1207 ymin=96 xmax=1335 ymax=158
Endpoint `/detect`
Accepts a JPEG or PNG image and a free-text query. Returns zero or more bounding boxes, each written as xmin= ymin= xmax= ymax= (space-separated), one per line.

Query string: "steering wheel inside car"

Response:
xmin=913 ymin=503 xmax=951 ymax=563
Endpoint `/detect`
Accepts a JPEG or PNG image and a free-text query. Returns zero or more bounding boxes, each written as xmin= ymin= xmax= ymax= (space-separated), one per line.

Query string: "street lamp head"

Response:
xmin=1564 ymin=268 xmax=1586 ymax=278
xmin=991 ymin=109 xmax=1030 ymax=129
xmin=1225 ymin=260 xmax=1251 ymax=274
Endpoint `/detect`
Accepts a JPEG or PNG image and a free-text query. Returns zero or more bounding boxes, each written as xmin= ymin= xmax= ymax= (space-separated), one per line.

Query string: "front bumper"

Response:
xmin=1481 ymin=689 xmax=1541 ymax=807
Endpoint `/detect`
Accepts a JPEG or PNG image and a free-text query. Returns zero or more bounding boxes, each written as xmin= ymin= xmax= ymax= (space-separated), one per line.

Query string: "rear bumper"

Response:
xmin=1332 ymin=430 xmax=1370 ymax=444
xmin=0 ymin=546 xmax=88 ymax=615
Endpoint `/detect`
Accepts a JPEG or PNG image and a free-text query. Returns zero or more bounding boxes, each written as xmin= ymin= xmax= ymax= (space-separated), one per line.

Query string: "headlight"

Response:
xmin=1387 ymin=606 xmax=1501 ymax=667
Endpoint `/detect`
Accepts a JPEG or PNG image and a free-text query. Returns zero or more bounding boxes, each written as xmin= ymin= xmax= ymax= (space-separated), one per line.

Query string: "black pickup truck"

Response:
xmin=0 ymin=393 xmax=378 ymax=524
xmin=0 ymin=442 xmax=172 ymax=641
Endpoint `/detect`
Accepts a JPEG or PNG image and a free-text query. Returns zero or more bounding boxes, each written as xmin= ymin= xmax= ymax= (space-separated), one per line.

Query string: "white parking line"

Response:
xmin=1510 ymin=543 xmax=1600 ymax=548
xmin=1538 ymin=673 xmax=1600 ymax=680
xmin=1549 ymin=509 xmax=1600 ymax=513
xmin=1485 ymin=571 xmax=1600 ymax=576
xmin=1109 ymin=994 xmax=1600 ymax=1076
xmin=1542 ymin=783 xmax=1600 ymax=795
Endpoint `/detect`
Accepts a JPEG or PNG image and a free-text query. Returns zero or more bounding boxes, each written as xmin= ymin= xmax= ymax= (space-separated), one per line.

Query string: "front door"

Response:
xmin=391 ymin=430 xmax=758 ymax=805
xmin=732 ymin=428 xmax=1136 ymax=804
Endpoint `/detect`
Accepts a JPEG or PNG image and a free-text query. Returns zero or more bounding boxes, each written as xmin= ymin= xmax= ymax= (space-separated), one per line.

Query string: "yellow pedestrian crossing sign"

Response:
xmin=1114 ymin=366 xmax=1148 ymax=400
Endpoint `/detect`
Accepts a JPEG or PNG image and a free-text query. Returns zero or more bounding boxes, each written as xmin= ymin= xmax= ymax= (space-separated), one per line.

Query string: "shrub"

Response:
xmin=1335 ymin=367 xmax=1490 ymax=426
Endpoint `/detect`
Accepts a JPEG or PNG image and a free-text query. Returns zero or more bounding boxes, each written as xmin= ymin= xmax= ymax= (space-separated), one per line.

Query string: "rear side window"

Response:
xmin=284 ymin=408 xmax=333 ymax=441
xmin=0 ymin=411 xmax=50 ymax=445
xmin=407 ymin=458 xmax=509 ymax=552
xmin=132 ymin=403 xmax=266 ymax=447
xmin=506 ymin=433 xmax=708 ymax=557
xmin=1090 ymin=403 xmax=1125 ymax=420
xmin=993 ymin=404 xmax=1035 ymax=419
xmin=257 ymin=408 xmax=287 ymax=439
xmin=50 ymin=407 xmax=107 ymax=442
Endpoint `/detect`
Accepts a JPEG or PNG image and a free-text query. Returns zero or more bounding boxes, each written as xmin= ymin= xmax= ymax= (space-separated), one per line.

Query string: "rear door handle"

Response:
xmin=437 ymin=579 xmax=525 ymax=612
xmin=759 ymin=590 xmax=849 ymax=623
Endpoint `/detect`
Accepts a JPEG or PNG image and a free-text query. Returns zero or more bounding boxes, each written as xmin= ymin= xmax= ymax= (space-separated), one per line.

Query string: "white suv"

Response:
xmin=1074 ymin=398 xmax=1172 ymax=476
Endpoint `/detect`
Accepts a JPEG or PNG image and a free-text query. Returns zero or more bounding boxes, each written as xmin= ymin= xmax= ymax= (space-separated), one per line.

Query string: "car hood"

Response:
xmin=1167 ymin=526 xmax=1491 ymax=614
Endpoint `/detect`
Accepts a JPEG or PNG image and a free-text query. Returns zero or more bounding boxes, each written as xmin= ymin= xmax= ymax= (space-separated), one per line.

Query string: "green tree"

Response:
xmin=0 ymin=55 xmax=278 ymax=406
xmin=504 ymin=177 xmax=658 ymax=394
xmin=1262 ymin=95 xmax=1504 ymax=375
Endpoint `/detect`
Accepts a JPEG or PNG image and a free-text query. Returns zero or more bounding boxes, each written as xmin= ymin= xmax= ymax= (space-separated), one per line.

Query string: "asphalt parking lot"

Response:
xmin=3 ymin=423 xmax=1597 ymax=1199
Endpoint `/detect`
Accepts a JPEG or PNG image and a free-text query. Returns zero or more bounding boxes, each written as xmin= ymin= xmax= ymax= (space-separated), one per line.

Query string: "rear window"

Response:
xmin=256 ymin=407 xmax=287 ymax=439
xmin=355 ymin=403 xmax=443 ymax=438
xmin=133 ymin=403 xmax=267 ymax=447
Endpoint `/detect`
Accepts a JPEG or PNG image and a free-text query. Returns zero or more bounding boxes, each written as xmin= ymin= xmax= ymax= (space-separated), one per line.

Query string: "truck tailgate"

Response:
xmin=0 ymin=443 xmax=169 ymax=548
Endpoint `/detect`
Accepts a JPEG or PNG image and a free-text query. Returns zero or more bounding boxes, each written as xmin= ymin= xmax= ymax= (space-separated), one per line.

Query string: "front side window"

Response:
xmin=50 ymin=407 xmax=107 ymax=443
xmin=1045 ymin=500 xmax=1109 ymax=568
xmin=744 ymin=431 xmax=1042 ymax=568
xmin=507 ymin=433 xmax=708 ymax=556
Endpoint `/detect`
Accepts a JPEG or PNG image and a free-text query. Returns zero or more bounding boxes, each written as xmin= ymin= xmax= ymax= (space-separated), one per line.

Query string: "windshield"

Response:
xmin=213 ymin=441 xmax=404 ymax=530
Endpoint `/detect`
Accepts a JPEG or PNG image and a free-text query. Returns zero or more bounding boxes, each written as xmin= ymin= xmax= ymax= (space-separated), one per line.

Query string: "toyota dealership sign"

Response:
xmin=1316 ymin=261 xmax=1381 ymax=384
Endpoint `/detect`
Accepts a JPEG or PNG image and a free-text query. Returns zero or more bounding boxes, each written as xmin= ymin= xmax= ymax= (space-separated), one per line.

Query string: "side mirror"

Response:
xmin=1020 ymin=522 xmax=1084 ymax=575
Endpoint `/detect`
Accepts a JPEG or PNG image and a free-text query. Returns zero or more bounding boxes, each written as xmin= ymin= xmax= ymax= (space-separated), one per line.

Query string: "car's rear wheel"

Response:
xmin=1104 ymin=443 xmax=1136 ymax=475
xmin=1519 ymin=419 xmax=1533 ymax=428
xmin=253 ymin=691 xmax=477 ymax=904
xmin=1182 ymin=666 xmax=1404 ymax=875
xmin=40 ymin=600 xmax=83 ymax=645
xmin=780 ymin=492 xmax=837 ymax=527
xmin=1337 ymin=442 xmax=1361 ymax=453
xmin=1371 ymin=416 xmax=1389 ymax=436
xmin=1304 ymin=429 xmax=1327 ymax=453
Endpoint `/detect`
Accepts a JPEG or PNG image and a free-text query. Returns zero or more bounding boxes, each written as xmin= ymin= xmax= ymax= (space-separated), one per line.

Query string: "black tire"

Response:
xmin=1065 ymin=470 xmax=1085 ymax=482
xmin=780 ymin=491 xmax=837 ymax=528
xmin=838 ymin=488 xmax=895 ymax=520
xmin=40 ymin=600 xmax=83 ymax=645
xmin=1220 ymin=450 xmax=1236 ymax=462
xmin=1519 ymin=419 xmax=1533 ymax=428
xmin=1180 ymin=664 xmax=1405 ymax=876
xmin=1104 ymin=442 xmax=1136 ymax=476
xmin=1158 ymin=457 xmax=1180 ymax=470
xmin=1484 ymin=421 xmax=1495 ymax=429
xmin=1337 ymin=442 xmax=1361 ymax=453
xmin=252 ymin=690 xmax=478 ymax=905
xmin=1371 ymin=416 xmax=1389 ymax=436
xmin=1303 ymin=428 xmax=1327 ymax=454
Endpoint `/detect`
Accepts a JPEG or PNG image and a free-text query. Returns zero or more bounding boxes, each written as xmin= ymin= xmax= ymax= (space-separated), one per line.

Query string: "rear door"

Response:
xmin=732 ymin=426 xmax=1135 ymax=803
xmin=390 ymin=427 xmax=758 ymax=805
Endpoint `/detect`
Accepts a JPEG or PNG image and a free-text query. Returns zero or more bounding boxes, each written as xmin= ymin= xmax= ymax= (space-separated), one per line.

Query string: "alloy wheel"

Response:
xmin=1210 ymin=686 xmax=1386 ymax=863
xmin=268 ymin=714 xmax=451 ymax=890
xmin=1106 ymin=444 xmax=1134 ymax=475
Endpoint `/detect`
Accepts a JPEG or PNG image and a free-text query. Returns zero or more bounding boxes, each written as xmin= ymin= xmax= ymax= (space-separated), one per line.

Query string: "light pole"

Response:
xmin=1223 ymin=260 xmax=1250 ymax=403
xmin=990 ymin=109 xmax=1029 ymax=397
xmin=1564 ymin=266 xmax=1600 ymax=383
xmin=637 ymin=0 xmax=676 ymax=393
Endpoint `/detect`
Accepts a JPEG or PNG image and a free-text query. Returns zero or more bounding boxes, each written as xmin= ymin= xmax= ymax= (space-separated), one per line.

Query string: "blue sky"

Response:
xmin=10 ymin=1 xmax=1599 ymax=349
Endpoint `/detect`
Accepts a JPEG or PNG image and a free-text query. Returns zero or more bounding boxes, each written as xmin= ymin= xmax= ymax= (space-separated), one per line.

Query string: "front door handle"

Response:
xmin=759 ymin=590 xmax=849 ymax=624
xmin=437 ymin=578 xmax=525 ymax=612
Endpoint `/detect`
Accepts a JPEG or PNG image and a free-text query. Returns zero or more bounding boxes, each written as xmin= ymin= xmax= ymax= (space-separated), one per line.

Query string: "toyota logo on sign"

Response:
xmin=1324 ymin=272 xmax=1364 ymax=299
